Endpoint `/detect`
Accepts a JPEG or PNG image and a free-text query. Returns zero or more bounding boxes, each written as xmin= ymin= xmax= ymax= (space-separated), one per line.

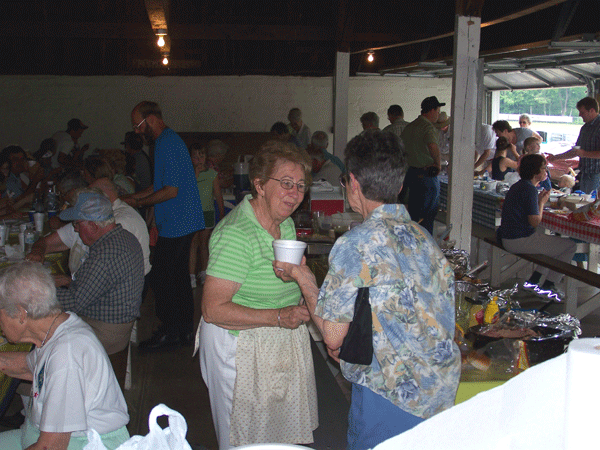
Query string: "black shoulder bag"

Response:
xmin=338 ymin=287 xmax=374 ymax=365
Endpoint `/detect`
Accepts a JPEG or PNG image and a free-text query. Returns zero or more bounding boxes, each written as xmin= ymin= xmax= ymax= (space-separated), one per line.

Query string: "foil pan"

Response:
xmin=486 ymin=283 xmax=520 ymax=311
xmin=442 ymin=248 xmax=470 ymax=276
xmin=479 ymin=309 xmax=581 ymax=339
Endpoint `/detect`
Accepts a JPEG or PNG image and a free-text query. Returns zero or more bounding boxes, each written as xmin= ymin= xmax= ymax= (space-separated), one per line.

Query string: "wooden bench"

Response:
xmin=480 ymin=233 xmax=600 ymax=319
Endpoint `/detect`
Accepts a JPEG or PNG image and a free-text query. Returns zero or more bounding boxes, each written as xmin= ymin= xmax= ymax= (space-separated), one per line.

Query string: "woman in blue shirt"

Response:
xmin=498 ymin=153 xmax=576 ymax=299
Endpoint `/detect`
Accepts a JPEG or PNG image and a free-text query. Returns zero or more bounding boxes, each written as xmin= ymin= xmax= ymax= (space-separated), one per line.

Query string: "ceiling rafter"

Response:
xmin=351 ymin=0 xmax=569 ymax=55
xmin=552 ymin=0 xmax=581 ymax=41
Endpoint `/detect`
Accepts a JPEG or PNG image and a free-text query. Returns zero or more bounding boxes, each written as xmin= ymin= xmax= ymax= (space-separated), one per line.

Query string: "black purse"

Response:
xmin=338 ymin=287 xmax=374 ymax=365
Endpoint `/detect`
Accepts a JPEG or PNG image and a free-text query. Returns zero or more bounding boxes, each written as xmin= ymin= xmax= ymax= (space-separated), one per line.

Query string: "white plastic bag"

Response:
xmin=84 ymin=404 xmax=193 ymax=450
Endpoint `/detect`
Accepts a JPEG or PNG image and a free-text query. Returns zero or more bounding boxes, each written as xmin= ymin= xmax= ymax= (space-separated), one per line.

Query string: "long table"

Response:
xmin=541 ymin=210 xmax=600 ymax=244
xmin=541 ymin=209 xmax=600 ymax=273
xmin=439 ymin=179 xmax=503 ymax=230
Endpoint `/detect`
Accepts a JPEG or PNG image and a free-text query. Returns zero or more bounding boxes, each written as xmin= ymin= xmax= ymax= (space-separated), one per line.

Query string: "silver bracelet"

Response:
xmin=277 ymin=308 xmax=282 ymax=328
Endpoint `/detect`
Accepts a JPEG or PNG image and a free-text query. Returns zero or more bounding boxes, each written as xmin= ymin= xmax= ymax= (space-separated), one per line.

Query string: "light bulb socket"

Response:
xmin=156 ymin=29 xmax=167 ymax=36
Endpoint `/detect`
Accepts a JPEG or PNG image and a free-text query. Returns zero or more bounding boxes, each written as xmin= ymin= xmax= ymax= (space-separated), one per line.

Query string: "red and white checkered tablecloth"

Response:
xmin=542 ymin=211 xmax=600 ymax=244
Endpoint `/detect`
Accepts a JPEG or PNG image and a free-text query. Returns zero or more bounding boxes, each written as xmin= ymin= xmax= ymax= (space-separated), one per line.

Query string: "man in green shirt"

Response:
xmin=400 ymin=96 xmax=445 ymax=235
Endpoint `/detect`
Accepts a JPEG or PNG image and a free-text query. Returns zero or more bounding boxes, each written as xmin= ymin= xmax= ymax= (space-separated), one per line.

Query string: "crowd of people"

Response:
xmin=0 ymin=95 xmax=597 ymax=449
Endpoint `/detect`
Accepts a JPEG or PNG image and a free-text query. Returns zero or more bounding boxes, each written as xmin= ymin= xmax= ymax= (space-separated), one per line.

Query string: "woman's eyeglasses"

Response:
xmin=269 ymin=177 xmax=309 ymax=193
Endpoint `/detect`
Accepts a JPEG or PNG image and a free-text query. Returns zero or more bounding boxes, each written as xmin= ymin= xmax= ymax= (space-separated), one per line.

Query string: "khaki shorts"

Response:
xmin=80 ymin=317 xmax=135 ymax=355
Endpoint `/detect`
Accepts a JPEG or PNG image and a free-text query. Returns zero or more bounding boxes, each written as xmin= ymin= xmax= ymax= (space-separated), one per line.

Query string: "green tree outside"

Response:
xmin=500 ymin=87 xmax=588 ymax=124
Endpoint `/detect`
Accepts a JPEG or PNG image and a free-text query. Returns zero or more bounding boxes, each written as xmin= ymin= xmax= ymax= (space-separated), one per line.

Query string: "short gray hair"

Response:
xmin=519 ymin=114 xmax=531 ymax=125
xmin=311 ymin=131 xmax=328 ymax=150
xmin=58 ymin=171 xmax=88 ymax=196
xmin=360 ymin=112 xmax=379 ymax=129
xmin=345 ymin=130 xmax=407 ymax=204
xmin=0 ymin=262 xmax=62 ymax=319
xmin=288 ymin=108 xmax=302 ymax=123
xmin=207 ymin=140 xmax=229 ymax=157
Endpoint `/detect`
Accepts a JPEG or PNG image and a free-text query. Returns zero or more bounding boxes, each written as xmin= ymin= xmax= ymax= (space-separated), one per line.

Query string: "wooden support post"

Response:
xmin=448 ymin=14 xmax=481 ymax=252
xmin=333 ymin=52 xmax=349 ymax=160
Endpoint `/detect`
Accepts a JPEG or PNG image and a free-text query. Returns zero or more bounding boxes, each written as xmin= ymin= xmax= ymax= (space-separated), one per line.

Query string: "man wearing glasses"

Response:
xmin=126 ymin=101 xmax=204 ymax=351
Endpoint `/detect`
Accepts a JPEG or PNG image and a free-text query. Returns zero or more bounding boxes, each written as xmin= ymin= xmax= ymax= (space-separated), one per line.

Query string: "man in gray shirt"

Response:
xmin=382 ymin=104 xmax=409 ymax=138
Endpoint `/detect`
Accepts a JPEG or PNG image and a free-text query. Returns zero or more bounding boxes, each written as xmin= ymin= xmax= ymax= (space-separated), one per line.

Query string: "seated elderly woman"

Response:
xmin=0 ymin=262 xmax=129 ymax=450
xmin=99 ymin=149 xmax=135 ymax=195
xmin=198 ymin=140 xmax=317 ymax=449
xmin=83 ymin=155 xmax=114 ymax=185
xmin=274 ymin=131 xmax=460 ymax=450
xmin=498 ymin=154 xmax=577 ymax=299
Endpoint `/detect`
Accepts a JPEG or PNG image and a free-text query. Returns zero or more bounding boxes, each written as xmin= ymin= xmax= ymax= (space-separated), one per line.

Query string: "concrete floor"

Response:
xmin=126 ymin=286 xmax=351 ymax=450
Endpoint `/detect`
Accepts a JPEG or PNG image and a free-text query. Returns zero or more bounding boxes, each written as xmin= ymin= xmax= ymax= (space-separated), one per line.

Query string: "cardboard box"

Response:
xmin=559 ymin=195 xmax=593 ymax=212
xmin=310 ymin=187 xmax=345 ymax=215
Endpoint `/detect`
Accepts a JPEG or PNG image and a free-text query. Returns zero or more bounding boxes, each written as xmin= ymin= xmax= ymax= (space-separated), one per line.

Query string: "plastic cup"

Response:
xmin=19 ymin=223 xmax=29 ymax=233
xmin=272 ymin=239 xmax=307 ymax=265
xmin=312 ymin=211 xmax=324 ymax=230
xmin=18 ymin=232 xmax=25 ymax=253
xmin=34 ymin=212 xmax=44 ymax=233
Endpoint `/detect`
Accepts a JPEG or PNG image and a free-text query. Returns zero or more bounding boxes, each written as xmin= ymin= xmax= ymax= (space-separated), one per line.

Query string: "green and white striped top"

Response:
xmin=207 ymin=195 xmax=302 ymax=335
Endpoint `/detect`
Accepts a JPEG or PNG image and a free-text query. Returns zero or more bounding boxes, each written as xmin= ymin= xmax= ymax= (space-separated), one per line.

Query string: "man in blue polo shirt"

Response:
xmin=127 ymin=101 xmax=204 ymax=351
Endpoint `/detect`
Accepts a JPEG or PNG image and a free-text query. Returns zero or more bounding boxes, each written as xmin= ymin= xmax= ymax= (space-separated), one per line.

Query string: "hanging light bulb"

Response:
xmin=367 ymin=52 xmax=374 ymax=63
xmin=162 ymin=52 xmax=170 ymax=66
xmin=156 ymin=29 xmax=167 ymax=48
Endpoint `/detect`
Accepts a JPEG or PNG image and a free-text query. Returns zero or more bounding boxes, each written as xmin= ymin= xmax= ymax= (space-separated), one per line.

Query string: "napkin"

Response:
xmin=310 ymin=180 xmax=335 ymax=192
xmin=373 ymin=338 xmax=600 ymax=450
xmin=4 ymin=244 xmax=24 ymax=260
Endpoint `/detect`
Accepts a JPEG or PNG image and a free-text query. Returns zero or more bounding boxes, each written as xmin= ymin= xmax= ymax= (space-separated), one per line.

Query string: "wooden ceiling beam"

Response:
xmin=379 ymin=32 xmax=596 ymax=74
xmin=144 ymin=0 xmax=169 ymax=31
xmin=0 ymin=22 xmax=153 ymax=39
xmin=480 ymin=0 xmax=568 ymax=29
xmin=335 ymin=0 xmax=355 ymax=52
xmin=455 ymin=0 xmax=485 ymax=18
xmin=0 ymin=22 xmax=335 ymax=41
xmin=143 ymin=0 xmax=170 ymax=52
xmin=352 ymin=0 xmax=569 ymax=54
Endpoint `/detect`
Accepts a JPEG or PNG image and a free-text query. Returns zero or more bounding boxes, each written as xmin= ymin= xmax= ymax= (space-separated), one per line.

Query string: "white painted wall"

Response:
xmin=0 ymin=75 xmax=452 ymax=157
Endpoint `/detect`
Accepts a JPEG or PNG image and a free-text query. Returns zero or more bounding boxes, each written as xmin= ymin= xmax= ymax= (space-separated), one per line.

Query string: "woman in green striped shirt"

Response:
xmin=197 ymin=141 xmax=318 ymax=449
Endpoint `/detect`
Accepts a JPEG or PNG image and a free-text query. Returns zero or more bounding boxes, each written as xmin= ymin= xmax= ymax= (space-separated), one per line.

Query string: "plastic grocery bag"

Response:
xmin=84 ymin=404 xmax=193 ymax=450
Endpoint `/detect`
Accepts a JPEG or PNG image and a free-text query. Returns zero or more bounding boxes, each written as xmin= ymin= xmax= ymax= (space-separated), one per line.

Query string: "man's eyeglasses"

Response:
xmin=268 ymin=177 xmax=309 ymax=193
xmin=133 ymin=118 xmax=146 ymax=130
xmin=339 ymin=173 xmax=349 ymax=188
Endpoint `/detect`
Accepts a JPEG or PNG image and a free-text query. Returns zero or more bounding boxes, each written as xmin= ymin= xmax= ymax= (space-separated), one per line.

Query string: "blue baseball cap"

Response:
xmin=59 ymin=192 xmax=113 ymax=222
